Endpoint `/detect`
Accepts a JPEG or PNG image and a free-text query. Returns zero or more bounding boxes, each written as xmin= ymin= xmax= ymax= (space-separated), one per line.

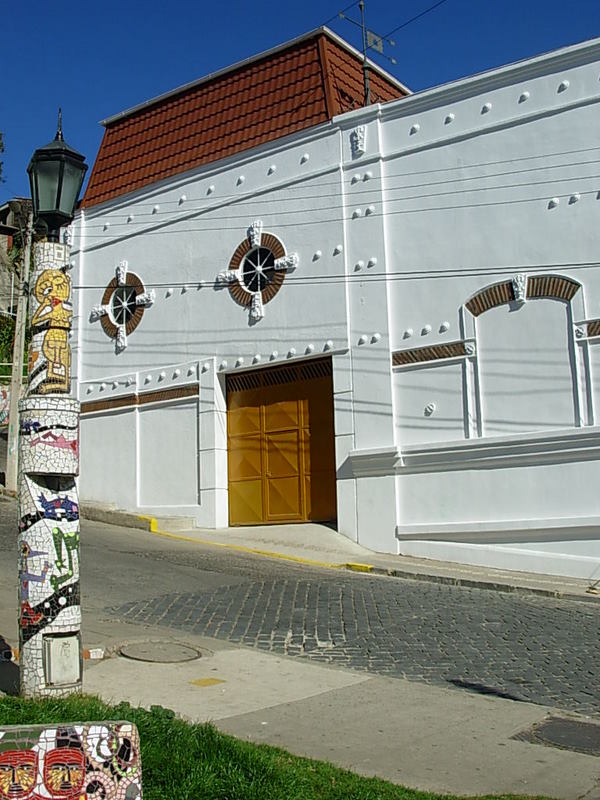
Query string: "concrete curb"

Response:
xmin=368 ymin=566 xmax=600 ymax=603
xmin=80 ymin=504 xmax=151 ymax=530
xmin=81 ymin=506 xmax=600 ymax=605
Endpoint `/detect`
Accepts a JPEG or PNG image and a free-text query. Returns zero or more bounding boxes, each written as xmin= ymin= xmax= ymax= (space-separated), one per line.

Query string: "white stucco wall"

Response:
xmin=73 ymin=36 xmax=600 ymax=579
xmin=72 ymin=120 xmax=390 ymax=532
xmin=372 ymin=37 xmax=600 ymax=578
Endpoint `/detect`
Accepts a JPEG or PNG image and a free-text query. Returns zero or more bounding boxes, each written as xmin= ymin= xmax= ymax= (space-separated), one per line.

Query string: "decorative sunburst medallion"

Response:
xmin=90 ymin=261 xmax=155 ymax=352
xmin=218 ymin=221 xmax=298 ymax=322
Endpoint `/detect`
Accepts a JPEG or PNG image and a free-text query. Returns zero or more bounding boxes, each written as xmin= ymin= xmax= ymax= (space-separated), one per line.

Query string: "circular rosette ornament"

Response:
xmin=217 ymin=221 xmax=298 ymax=322
xmin=90 ymin=260 xmax=155 ymax=352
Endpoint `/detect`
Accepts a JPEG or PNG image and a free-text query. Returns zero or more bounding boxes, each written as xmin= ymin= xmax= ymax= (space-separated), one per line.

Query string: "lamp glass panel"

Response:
xmin=59 ymin=160 xmax=84 ymax=217
xmin=35 ymin=160 xmax=61 ymax=212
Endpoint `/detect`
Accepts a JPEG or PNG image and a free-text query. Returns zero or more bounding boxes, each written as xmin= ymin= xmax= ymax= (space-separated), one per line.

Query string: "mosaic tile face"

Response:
xmin=0 ymin=722 xmax=142 ymax=798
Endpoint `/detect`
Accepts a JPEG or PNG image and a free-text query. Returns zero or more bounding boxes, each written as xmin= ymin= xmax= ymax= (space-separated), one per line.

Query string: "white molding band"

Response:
xmin=347 ymin=446 xmax=401 ymax=477
xmin=348 ymin=427 xmax=600 ymax=477
xmin=395 ymin=515 xmax=600 ymax=541
xmin=400 ymin=427 xmax=600 ymax=473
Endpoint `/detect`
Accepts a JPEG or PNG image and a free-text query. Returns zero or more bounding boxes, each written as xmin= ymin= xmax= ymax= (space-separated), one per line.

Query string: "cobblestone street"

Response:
xmin=109 ymin=571 xmax=600 ymax=717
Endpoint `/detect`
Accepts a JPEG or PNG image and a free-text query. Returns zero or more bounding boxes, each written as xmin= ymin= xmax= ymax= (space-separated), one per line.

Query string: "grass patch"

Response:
xmin=0 ymin=695 xmax=549 ymax=800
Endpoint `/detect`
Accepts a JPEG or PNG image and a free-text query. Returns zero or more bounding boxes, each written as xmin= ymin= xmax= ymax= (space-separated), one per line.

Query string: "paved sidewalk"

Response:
xmin=3 ymin=505 xmax=598 ymax=798
xmin=79 ymin=508 xmax=600 ymax=797
xmin=81 ymin=629 xmax=600 ymax=800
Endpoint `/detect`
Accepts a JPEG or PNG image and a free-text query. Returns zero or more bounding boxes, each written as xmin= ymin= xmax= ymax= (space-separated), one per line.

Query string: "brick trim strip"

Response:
xmin=138 ymin=384 xmax=198 ymax=405
xmin=465 ymin=281 xmax=513 ymax=316
xmin=392 ymin=341 xmax=468 ymax=366
xmin=81 ymin=383 xmax=198 ymax=414
xmin=527 ymin=274 xmax=580 ymax=301
xmin=587 ymin=320 xmax=600 ymax=337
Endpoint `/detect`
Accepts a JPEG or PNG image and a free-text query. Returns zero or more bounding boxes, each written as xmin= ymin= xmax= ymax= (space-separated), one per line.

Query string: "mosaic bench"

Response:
xmin=0 ymin=720 xmax=142 ymax=799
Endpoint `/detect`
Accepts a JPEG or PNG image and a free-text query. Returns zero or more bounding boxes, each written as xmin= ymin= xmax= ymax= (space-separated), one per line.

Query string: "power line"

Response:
xmin=323 ymin=0 xmax=359 ymax=28
xmin=378 ymin=0 xmax=450 ymax=42
xmin=76 ymin=182 xmax=600 ymax=243
xmin=77 ymin=144 xmax=600 ymax=229
xmin=72 ymin=258 xmax=600 ymax=292
xmin=78 ymin=159 xmax=600 ymax=232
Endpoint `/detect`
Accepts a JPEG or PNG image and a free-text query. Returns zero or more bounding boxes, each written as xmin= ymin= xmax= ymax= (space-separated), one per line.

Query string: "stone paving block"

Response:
xmin=107 ymin=573 xmax=600 ymax=717
xmin=0 ymin=720 xmax=142 ymax=798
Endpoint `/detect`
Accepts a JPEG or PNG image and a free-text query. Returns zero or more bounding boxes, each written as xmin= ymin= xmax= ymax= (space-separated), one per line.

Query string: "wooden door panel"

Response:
xmin=266 ymin=430 xmax=300 ymax=478
xmin=227 ymin=359 xmax=336 ymax=525
xmin=228 ymin=404 xmax=261 ymax=436
xmin=228 ymin=435 xmax=262 ymax=479
xmin=266 ymin=476 xmax=302 ymax=519
xmin=229 ymin=479 xmax=263 ymax=525
xmin=264 ymin=399 xmax=299 ymax=432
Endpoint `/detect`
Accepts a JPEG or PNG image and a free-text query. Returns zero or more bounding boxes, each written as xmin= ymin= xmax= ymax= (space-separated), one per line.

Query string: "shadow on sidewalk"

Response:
xmin=0 ymin=635 xmax=19 ymax=695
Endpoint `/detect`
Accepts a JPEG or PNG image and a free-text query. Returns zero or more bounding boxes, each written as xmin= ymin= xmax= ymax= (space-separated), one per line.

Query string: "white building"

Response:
xmin=73 ymin=28 xmax=600 ymax=581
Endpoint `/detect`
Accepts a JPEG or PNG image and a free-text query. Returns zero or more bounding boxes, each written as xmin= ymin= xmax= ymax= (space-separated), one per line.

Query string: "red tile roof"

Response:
xmin=82 ymin=28 xmax=408 ymax=208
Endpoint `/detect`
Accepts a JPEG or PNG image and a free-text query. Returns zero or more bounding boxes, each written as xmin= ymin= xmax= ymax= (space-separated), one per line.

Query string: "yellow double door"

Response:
xmin=227 ymin=362 xmax=336 ymax=525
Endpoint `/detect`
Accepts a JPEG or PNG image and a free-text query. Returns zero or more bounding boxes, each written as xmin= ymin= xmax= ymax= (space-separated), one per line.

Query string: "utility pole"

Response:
xmin=359 ymin=0 xmax=371 ymax=106
xmin=6 ymin=210 xmax=33 ymax=493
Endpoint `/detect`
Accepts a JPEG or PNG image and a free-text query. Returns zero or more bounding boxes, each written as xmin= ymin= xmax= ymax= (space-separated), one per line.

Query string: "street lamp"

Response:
xmin=17 ymin=111 xmax=87 ymax=697
xmin=27 ymin=110 xmax=87 ymax=240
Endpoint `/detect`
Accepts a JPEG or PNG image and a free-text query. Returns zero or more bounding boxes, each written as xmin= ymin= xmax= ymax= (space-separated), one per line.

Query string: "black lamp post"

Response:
xmin=27 ymin=110 xmax=87 ymax=240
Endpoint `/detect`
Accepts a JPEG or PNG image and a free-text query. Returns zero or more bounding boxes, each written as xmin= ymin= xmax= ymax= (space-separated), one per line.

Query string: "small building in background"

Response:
xmin=0 ymin=198 xmax=29 ymax=317
xmin=72 ymin=27 xmax=600 ymax=581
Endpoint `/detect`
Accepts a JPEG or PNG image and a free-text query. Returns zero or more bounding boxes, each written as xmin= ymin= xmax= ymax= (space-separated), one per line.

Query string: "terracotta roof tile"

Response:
xmin=82 ymin=29 xmax=408 ymax=208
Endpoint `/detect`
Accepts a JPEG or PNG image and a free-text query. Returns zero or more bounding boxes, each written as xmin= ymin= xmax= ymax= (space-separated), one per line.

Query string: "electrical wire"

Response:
xmin=80 ymin=175 xmax=600 ymax=230
xmin=322 ymin=0 xmax=360 ymax=28
xmin=72 ymin=258 xmax=600 ymax=292
xmin=377 ymin=0 xmax=450 ymax=42
xmin=77 ymin=144 xmax=600 ymax=231
xmin=75 ymin=182 xmax=600 ymax=247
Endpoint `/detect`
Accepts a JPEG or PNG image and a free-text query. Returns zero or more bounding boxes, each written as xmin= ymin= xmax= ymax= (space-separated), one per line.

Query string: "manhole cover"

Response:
xmin=119 ymin=641 xmax=201 ymax=663
xmin=513 ymin=717 xmax=600 ymax=756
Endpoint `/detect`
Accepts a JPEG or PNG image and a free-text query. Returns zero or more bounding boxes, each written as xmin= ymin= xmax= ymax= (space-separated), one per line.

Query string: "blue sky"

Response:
xmin=2 ymin=0 xmax=599 ymax=204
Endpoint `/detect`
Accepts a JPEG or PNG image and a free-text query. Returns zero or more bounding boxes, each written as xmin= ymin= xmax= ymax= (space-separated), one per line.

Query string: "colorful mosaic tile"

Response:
xmin=0 ymin=721 xmax=142 ymax=798
xmin=18 ymin=399 xmax=79 ymax=477
xmin=28 ymin=243 xmax=72 ymax=395
xmin=17 ymin=242 xmax=82 ymax=697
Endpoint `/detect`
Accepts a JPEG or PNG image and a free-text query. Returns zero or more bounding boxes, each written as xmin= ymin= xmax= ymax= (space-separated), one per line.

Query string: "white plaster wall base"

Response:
xmin=397 ymin=539 xmax=600 ymax=581
xmin=79 ymin=359 xmax=229 ymax=528
xmin=356 ymin=474 xmax=397 ymax=552
xmin=335 ymin=478 xmax=358 ymax=543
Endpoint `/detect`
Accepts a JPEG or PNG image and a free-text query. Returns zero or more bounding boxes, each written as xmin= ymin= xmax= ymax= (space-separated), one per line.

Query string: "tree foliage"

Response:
xmin=0 ymin=315 xmax=15 ymax=365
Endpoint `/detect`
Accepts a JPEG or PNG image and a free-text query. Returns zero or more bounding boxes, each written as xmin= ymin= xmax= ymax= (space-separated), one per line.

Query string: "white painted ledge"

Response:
xmin=395 ymin=515 xmax=600 ymax=541
xmin=347 ymin=446 xmax=401 ymax=477
xmin=401 ymin=427 xmax=600 ymax=473
xmin=348 ymin=427 xmax=600 ymax=477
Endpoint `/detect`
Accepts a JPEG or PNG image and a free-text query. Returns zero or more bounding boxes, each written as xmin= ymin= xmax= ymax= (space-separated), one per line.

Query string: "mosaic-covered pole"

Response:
xmin=17 ymin=240 xmax=81 ymax=697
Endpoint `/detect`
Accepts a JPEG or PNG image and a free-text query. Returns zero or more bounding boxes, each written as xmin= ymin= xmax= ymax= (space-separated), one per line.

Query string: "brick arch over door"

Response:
xmin=465 ymin=275 xmax=581 ymax=317
xmin=464 ymin=274 xmax=582 ymax=437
